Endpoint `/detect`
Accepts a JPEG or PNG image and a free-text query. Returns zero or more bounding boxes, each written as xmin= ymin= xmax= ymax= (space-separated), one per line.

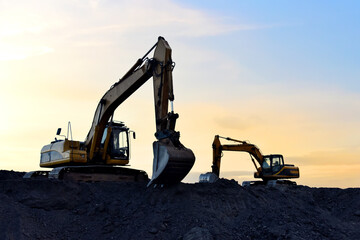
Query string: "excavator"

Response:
xmin=24 ymin=36 xmax=195 ymax=186
xmin=199 ymin=135 xmax=299 ymax=186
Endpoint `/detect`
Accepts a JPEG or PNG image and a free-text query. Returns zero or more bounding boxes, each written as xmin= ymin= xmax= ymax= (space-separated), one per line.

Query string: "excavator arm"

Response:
xmin=211 ymin=135 xmax=263 ymax=177
xmin=84 ymin=56 xmax=152 ymax=159
xmin=84 ymin=36 xmax=195 ymax=185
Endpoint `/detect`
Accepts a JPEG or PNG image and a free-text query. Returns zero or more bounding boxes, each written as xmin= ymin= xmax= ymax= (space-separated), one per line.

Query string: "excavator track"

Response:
xmin=23 ymin=171 xmax=50 ymax=179
xmin=57 ymin=166 xmax=148 ymax=182
xmin=31 ymin=166 xmax=149 ymax=182
xmin=242 ymin=179 xmax=297 ymax=187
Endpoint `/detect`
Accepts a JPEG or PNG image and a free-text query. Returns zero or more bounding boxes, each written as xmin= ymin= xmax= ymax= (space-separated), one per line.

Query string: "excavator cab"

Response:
xmin=262 ymin=155 xmax=284 ymax=175
xmin=97 ymin=121 xmax=135 ymax=165
xmin=260 ymin=154 xmax=299 ymax=180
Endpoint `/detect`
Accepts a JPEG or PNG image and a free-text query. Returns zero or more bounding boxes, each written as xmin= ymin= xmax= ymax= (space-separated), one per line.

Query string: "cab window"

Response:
xmin=101 ymin=128 xmax=108 ymax=145
xmin=262 ymin=156 xmax=271 ymax=169
xmin=272 ymin=156 xmax=281 ymax=172
xmin=109 ymin=128 xmax=129 ymax=159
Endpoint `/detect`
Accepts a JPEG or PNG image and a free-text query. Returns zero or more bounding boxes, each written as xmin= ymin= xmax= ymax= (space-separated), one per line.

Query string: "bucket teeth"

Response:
xmin=148 ymin=141 xmax=195 ymax=186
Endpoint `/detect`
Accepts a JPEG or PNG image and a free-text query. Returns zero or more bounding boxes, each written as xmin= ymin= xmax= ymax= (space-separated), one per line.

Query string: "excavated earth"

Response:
xmin=0 ymin=170 xmax=359 ymax=240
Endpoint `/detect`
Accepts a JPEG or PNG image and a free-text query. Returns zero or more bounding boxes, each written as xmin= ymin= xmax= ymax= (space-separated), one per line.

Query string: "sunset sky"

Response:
xmin=1 ymin=1 xmax=359 ymax=188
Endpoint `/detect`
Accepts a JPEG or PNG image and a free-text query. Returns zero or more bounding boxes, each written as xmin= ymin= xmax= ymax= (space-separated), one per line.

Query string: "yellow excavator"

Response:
xmin=24 ymin=37 xmax=195 ymax=186
xmin=199 ymin=135 xmax=299 ymax=186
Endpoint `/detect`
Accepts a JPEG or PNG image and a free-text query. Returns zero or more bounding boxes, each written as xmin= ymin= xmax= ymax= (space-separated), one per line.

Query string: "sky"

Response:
xmin=0 ymin=0 xmax=359 ymax=188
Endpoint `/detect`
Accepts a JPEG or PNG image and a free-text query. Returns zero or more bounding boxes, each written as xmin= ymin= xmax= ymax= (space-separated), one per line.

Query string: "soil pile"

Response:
xmin=0 ymin=170 xmax=359 ymax=240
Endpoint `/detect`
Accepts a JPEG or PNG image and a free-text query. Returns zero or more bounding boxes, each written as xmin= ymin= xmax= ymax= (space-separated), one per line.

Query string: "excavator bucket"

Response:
xmin=148 ymin=141 xmax=195 ymax=186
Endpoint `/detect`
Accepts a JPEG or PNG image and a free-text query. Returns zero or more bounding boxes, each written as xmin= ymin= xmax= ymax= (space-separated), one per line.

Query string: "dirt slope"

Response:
xmin=0 ymin=170 xmax=359 ymax=240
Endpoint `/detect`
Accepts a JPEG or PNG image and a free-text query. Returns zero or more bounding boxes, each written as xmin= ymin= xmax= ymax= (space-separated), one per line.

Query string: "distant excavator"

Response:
xmin=24 ymin=37 xmax=195 ymax=186
xmin=199 ymin=135 xmax=299 ymax=186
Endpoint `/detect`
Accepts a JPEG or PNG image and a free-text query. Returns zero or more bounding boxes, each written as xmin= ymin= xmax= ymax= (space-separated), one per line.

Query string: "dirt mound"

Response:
xmin=0 ymin=170 xmax=25 ymax=180
xmin=0 ymin=170 xmax=359 ymax=239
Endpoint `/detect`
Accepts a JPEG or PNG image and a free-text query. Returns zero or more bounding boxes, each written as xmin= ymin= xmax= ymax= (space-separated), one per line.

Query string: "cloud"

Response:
xmin=0 ymin=4 xmax=58 ymax=60
xmin=0 ymin=44 xmax=53 ymax=61
xmin=290 ymin=147 xmax=360 ymax=166
xmin=295 ymin=164 xmax=360 ymax=188
xmin=79 ymin=0 xmax=267 ymax=38
xmin=214 ymin=114 xmax=263 ymax=131
xmin=0 ymin=0 xmax=275 ymax=61
xmin=0 ymin=11 xmax=48 ymax=38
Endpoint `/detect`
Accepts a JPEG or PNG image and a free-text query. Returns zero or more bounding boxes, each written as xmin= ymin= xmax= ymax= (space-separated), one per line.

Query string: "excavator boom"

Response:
xmin=211 ymin=135 xmax=263 ymax=177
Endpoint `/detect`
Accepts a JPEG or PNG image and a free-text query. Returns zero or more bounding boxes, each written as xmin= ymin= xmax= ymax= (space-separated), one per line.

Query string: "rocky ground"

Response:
xmin=0 ymin=170 xmax=359 ymax=240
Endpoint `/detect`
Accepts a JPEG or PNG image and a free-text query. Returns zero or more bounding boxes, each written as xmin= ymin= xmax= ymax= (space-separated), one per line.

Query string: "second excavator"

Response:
xmin=199 ymin=135 xmax=299 ymax=186
xmin=24 ymin=37 xmax=195 ymax=186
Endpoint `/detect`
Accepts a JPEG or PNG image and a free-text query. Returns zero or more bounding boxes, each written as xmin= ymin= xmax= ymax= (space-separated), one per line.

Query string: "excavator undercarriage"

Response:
xmin=24 ymin=166 xmax=148 ymax=182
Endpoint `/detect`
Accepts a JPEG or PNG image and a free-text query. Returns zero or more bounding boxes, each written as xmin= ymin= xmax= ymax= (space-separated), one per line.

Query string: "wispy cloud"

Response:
xmin=0 ymin=4 xmax=57 ymax=60
xmin=290 ymin=147 xmax=360 ymax=166
xmin=79 ymin=0 xmax=273 ymax=37
xmin=0 ymin=0 xmax=273 ymax=60
xmin=0 ymin=44 xmax=53 ymax=61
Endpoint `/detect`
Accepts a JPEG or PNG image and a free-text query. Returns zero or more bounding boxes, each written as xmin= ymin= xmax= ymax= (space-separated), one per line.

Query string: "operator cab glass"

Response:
xmin=101 ymin=122 xmax=130 ymax=160
xmin=272 ymin=156 xmax=281 ymax=172
xmin=109 ymin=127 xmax=129 ymax=160
xmin=262 ymin=156 xmax=271 ymax=170
xmin=262 ymin=155 xmax=284 ymax=174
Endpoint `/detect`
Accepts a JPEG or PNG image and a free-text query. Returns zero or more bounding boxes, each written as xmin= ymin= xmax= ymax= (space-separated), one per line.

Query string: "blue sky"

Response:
xmin=176 ymin=1 xmax=360 ymax=92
